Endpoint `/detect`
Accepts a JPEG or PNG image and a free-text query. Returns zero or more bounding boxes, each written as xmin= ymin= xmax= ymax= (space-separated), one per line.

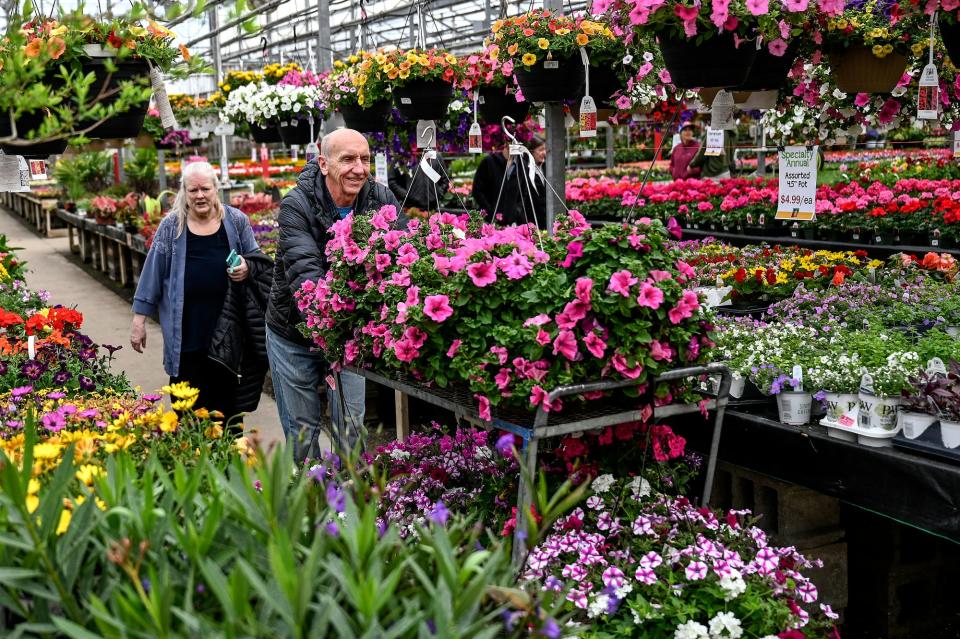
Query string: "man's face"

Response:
xmin=680 ymin=128 xmax=694 ymax=143
xmin=319 ymin=134 xmax=371 ymax=201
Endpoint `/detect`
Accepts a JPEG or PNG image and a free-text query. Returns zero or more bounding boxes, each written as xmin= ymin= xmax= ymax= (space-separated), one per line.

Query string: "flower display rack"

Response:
xmin=344 ymin=362 xmax=732 ymax=562
xmin=0 ymin=191 xmax=65 ymax=238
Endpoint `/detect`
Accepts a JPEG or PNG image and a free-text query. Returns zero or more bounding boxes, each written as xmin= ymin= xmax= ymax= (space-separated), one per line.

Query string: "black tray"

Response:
xmin=892 ymin=427 xmax=960 ymax=464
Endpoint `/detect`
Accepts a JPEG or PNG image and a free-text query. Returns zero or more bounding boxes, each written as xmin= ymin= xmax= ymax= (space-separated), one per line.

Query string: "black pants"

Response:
xmin=171 ymin=350 xmax=240 ymax=427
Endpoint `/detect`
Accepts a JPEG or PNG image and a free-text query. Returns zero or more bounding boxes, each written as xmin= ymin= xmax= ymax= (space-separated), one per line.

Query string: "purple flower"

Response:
xmin=10 ymin=385 xmax=33 ymax=399
xmin=102 ymin=344 xmax=123 ymax=356
xmin=428 ymin=500 xmax=449 ymax=526
xmin=326 ymin=482 xmax=346 ymax=513
xmin=495 ymin=432 xmax=514 ymax=457
xmin=143 ymin=394 xmax=162 ymax=403
xmin=78 ymin=375 xmax=96 ymax=392
xmin=19 ymin=360 xmax=47 ymax=381
xmin=0 ymin=361 xmax=7 ymax=375
xmin=46 ymin=391 xmax=66 ymax=400
xmin=53 ymin=370 xmax=72 ymax=385
xmin=78 ymin=347 xmax=97 ymax=361
xmin=540 ymin=618 xmax=561 ymax=638
xmin=325 ymin=521 xmax=339 ymax=537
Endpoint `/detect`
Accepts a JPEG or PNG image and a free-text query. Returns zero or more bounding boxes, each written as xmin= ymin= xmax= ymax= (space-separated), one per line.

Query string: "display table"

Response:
xmin=0 ymin=191 xmax=65 ymax=237
xmin=58 ymin=209 xmax=145 ymax=287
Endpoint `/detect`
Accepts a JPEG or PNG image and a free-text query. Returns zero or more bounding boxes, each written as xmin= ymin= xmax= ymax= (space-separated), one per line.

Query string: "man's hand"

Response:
xmin=130 ymin=315 xmax=147 ymax=353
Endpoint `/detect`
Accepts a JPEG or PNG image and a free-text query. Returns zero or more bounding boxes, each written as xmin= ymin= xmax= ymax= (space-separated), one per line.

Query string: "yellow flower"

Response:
xmin=445 ymin=53 xmax=457 ymax=64
xmin=171 ymin=397 xmax=197 ymax=412
xmin=867 ymin=259 xmax=883 ymax=269
xmin=576 ymin=33 xmax=590 ymax=46
xmin=489 ymin=45 xmax=500 ymax=60
xmin=205 ymin=424 xmax=224 ymax=440
xmin=76 ymin=464 xmax=104 ymax=486
xmin=836 ymin=18 xmax=848 ymax=29
xmin=556 ymin=28 xmax=570 ymax=36
xmin=398 ymin=68 xmax=410 ymax=79
xmin=521 ymin=52 xmax=537 ymax=66
xmin=33 ymin=443 xmax=62 ymax=460
xmin=162 ymin=382 xmax=200 ymax=401
xmin=160 ymin=412 xmax=179 ymax=433
xmin=775 ymin=272 xmax=788 ymax=285
xmin=56 ymin=509 xmax=71 ymax=536
xmin=872 ymin=45 xmax=887 ymax=58
xmin=26 ymin=495 xmax=39 ymax=513
xmin=538 ymin=38 xmax=550 ymax=50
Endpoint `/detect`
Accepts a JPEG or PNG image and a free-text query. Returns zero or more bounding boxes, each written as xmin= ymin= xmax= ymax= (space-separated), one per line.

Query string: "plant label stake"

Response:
xmin=375 ymin=152 xmax=388 ymax=185
xmin=792 ymin=365 xmax=804 ymax=392
xmin=578 ymin=47 xmax=597 ymax=139
xmin=927 ymin=357 xmax=948 ymax=376
xmin=704 ymin=128 xmax=724 ymax=156
xmin=28 ymin=335 xmax=36 ymax=360
xmin=776 ymin=145 xmax=818 ymax=222
xmin=469 ymin=91 xmax=482 ymax=153
xmin=953 ymin=131 xmax=960 ymax=158
xmin=918 ymin=13 xmax=940 ymax=121
xmin=250 ymin=146 xmax=258 ymax=163
xmin=28 ymin=160 xmax=46 ymax=180
xmin=150 ymin=65 xmax=178 ymax=129
xmin=710 ymin=90 xmax=735 ymax=130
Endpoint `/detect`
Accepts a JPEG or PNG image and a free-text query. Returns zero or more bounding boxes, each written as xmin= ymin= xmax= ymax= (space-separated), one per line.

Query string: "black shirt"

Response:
xmin=471 ymin=152 xmax=510 ymax=220
xmin=181 ymin=223 xmax=230 ymax=354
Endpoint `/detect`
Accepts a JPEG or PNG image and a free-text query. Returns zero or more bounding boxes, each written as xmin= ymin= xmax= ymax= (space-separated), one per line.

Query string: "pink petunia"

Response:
xmin=649 ymin=270 xmax=673 ymax=282
xmin=446 ymin=339 xmax=462 ymax=358
xmin=685 ymin=561 xmax=708 ymax=581
xmin=536 ymin=329 xmax=552 ymax=346
xmin=553 ymin=330 xmax=580 ymax=361
xmin=583 ymin=332 xmax=607 ymax=358
xmin=607 ymin=270 xmax=638 ymax=297
xmin=612 ymin=354 xmax=643 ymax=379
xmin=649 ymin=340 xmax=674 ymax=362
xmin=636 ymin=283 xmax=664 ymax=310
xmin=374 ymin=253 xmax=392 ymax=272
xmin=768 ymin=38 xmax=788 ymax=57
xmin=561 ymin=241 xmax=584 ymax=268
xmin=423 ymin=294 xmax=453 ymax=322
xmin=475 ymin=394 xmax=492 ymax=421
xmin=523 ymin=314 xmax=552 ymax=327
xmin=575 ymin=277 xmax=594 ymax=304
xmin=467 ymin=261 xmax=497 ymax=287
xmin=746 ymin=0 xmax=768 ymax=15
xmin=494 ymin=368 xmax=512 ymax=391
xmin=675 ymin=259 xmax=696 ymax=280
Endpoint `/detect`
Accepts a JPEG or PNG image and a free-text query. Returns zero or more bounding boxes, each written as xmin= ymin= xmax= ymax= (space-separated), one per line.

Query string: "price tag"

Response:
xmin=468 ymin=121 xmax=482 ymax=154
xmin=776 ymin=145 xmax=818 ymax=222
xmin=29 ymin=159 xmax=47 ymax=180
xmin=306 ymin=142 xmax=319 ymax=163
xmin=564 ymin=112 xmax=576 ymax=129
xmin=792 ymin=364 xmax=804 ymax=392
xmin=704 ymin=128 xmax=724 ymax=157
xmin=859 ymin=373 xmax=875 ymax=395
xmin=150 ymin=66 xmax=178 ymax=129
xmin=578 ymin=47 xmax=597 ymax=139
xmin=544 ymin=60 xmax=559 ymax=70
xmin=710 ymin=90 xmax=735 ymax=130
xmin=509 ymin=143 xmax=524 ymax=156
xmin=28 ymin=335 xmax=36 ymax=360
xmin=375 ymin=152 xmax=388 ymax=186
xmin=250 ymin=146 xmax=258 ymax=162
xmin=259 ymin=143 xmax=269 ymax=163
xmin=917 ymin=63 xmax=940 ymax=121
xmin=416 ymin=120 xmax=437 ymax=149
xmin=400 ymin=97 xmax=412 ymax=105
xmin=290 ymin=145 xmax=299 ymax=162
xmin=419 ymin=150 xmax=441 ymax=184
xmin=927 ymin=357 xmax=948 ymax=376
xmin=213 ymin=122 xmax=235 ymax=136
xmin=953 ymin=131 xmax=960 ymax=158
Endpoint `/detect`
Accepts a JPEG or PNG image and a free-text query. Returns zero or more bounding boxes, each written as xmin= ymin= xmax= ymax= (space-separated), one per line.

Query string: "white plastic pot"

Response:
xmin=940 ymin=419 xmax=960 ymax=448
xmin=857 ymin=391 xmax=899 ymax=432
xmin=729 ymin=374 xmax=745 ymax=399
xmin=777 ymin=392 xmax=812 ymax=425
xmin=900 ymin=411 xmax=938 ymax=440
xmin=945 ymin=326 xmax=960 ymax=338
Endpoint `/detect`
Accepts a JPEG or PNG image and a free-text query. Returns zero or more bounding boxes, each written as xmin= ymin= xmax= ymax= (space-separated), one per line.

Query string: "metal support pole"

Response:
xmin=755 ymin=124 xmax=767 ymax=178
xmin=317 ymin=0 xmax=332 ymax=72
xmin=157 ymin=149 xmax=167 ymax=191
xmin=208 ymin=7 xmax=230 ymax=189
xmin=604 ymin=122 xmax=614 ymax=169
xmin=545 ymin=103 xmax=566 ymax=233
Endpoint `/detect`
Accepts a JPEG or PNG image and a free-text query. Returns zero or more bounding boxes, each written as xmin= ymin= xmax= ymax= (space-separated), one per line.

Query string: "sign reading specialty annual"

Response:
xmin=776 ymin=145 xmax=818 ymax=221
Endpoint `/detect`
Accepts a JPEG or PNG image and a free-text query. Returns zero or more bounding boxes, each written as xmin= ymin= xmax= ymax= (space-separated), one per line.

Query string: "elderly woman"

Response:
xmin=130 ymin=161 xmax=263 ymax=422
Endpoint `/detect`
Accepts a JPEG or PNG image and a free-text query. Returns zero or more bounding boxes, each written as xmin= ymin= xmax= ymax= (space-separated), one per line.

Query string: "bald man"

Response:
xmin=265 ymin=128 xmax=402 ymax=461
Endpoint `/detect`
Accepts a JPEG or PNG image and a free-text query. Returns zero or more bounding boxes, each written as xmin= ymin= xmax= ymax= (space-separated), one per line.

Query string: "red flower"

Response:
xmin=765 ymin=268 xmax=777 ymax=285
xmin=734 ymin=267 xmax=746 ymax=283
xmin=107 ymin=30 xmax=124 ymax=49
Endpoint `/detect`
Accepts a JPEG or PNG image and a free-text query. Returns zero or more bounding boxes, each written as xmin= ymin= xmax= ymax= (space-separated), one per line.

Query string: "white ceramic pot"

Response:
xmin=900 ymin=411 xmax=938 ymax=440
xmin=940 ymin=419 xmax=960 ymax=448
xmin=777 ymin=392 xmax=812 ymax=426
xmin=857 ymin=391 xmax=899 ymax=432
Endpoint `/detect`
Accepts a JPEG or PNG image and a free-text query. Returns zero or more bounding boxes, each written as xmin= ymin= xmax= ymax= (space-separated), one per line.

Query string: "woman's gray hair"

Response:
xmin=172 ymin=161 xmax=224 ymax=237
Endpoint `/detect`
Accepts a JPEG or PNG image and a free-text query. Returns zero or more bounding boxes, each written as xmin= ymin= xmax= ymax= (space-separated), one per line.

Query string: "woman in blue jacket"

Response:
xmin=130 ymin=161 xmax=259 ymax=422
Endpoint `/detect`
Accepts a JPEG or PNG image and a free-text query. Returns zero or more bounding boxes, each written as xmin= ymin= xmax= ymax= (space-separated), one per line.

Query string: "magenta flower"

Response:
xmin=446 ymin=340 xmax=461 ymax=358
xmin=583 ymin=332 xmax=607 ymax=358
xmin=552 ymin=330 xmax=579 ymax=361
xmin=536 ymin=329 xmax=552 ymax=346
xmin=635 ymin=567 xmax=657 ymax=585
xmin=561 ymin=241 xmax=584 ymax=267
xmin=574 ymin=277 xmax=593 ymax=303
xmin=636 ymin=283 xmax=664 ymax=310
xmin=494 ymin=368 xmax=512 ymax=391
xmin=611 ymin=354 xmax=643 ymax=379
xmin=523 ymin=314 xmax=551 ymax=327
xmin=607 ymin=270 xmax=638 ymax=297
xmin=500 ymin=250 xmax=533 ymax=280
xmin=467 ymin=262 xmax=497 ymax=287
xmin=423 ymin=295 xmax=453 ymax=322
xmin=783 ymin=0 xmax=808 ymax=10
xmin=685 ymin=560 xmax=708 ymax=581
xmin=475 ymin=394 xmax=492 ymax=421
xmin=649 ymin=340 xmax=674 ymax=362
xmin=746 ymin=0 xmax=768 ymax=15
xmin=768 ymin=38 xmax=788 ymax=57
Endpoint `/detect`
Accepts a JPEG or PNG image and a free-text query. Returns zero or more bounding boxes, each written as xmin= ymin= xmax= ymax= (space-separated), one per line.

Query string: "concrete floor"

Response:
xmin=0 ymin=209 xmax=285 ymax=450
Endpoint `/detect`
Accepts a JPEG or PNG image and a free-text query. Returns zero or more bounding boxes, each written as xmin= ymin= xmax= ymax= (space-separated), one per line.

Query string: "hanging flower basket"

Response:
xmin=250 ymin=123 xmax=283 ymax=144
xmin=477 ymin=86 xmax=530 ymax=123
xmin=279 ymin=119 xmax=317 ymax=146
xmin=0 ymin=110 xmax=69 ymax=158
xmin=340 ymin=100 xmax=392 ymax=132
xmin=515 ymin=55 xmax=586 ymax=103
xmin=393 ymin=78 xmax=454 ymax=121
xmin=939 ymin=15 xmax=960 ymax=67
xmin=578 ymin=66 xmax=626 ymax=109
xmin=830 ymin=46 xmax=908 ymax=94
xmin=657 ymin=30 xmax=757 ymax=89
xmin=79 ymin=57 xmax=151 ymax=140
xmin=736 ymin=44 xmax=799 ymax=91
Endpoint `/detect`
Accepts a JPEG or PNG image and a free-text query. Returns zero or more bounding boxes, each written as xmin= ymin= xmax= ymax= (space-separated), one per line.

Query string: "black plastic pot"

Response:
xmin=393 ymin=79 xmax=454 ymax=121
xmin=515 ymin=55 xmax=586 ymax=102
xmin=657 ymin=30 xmax=757 ymax=89
xmin=930 ymin=233 xmax=953 ymax=249
xmin=789 ymin=227 xmax=816 ymax=240
xmin=0 ymin=110 xmax=69 ymax=158
xmin=279 ymin=119 xmax=317 ymax=146
xmin=735 ymin=43 xmax=799 ymax=91
xmin=576 ymin=66 xmax=625 ymax=109
xmin=79 ymin=57 xmax=151 ymax=140
xmin=940 ymin=15 xmax=960 ymax=68
xmin=250 ymin=123 xmax=283 ymax=144
xmin=478 ymin=86 xmax=530 ymax=124
xmin=873 ymin=232 xmax=894 ymax=246
xmin=340 ymin=100 xmax=392 ymax=132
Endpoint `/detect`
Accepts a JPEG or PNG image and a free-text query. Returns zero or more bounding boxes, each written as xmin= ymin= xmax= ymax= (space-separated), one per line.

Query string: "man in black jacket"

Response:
xmin=265 ymin=128 xmax=401 ymax=460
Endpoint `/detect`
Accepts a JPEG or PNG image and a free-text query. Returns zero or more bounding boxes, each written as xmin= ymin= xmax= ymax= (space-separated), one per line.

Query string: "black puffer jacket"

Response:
xmin=208 ymin=252 xmax=274 ymax=413
xmin=266 ymin=160 xmax=402 ymax=345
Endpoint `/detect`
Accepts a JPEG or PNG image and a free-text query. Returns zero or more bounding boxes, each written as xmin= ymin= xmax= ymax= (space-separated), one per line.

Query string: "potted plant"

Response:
xmin=901 ymin=367 xmax=941 ymax=440
xmin=221 ymin=82 xmax=284 ymax=143
xmin=89 ymin=195 xmax=117 ymax=225
xmin=807 ymin=348 xmax=864 ymax=435
xmin=931 ymin=360 xmax=960 ymax=448
xmin=857 ymin=351 xmax=919 ymax=444
xmin=385 ymin=48 xmax=462 ymax=121
xmin=461 ymin=46 xmax=530 ymax=124
xmin=325 ymin=52 xmax=393 ymax=132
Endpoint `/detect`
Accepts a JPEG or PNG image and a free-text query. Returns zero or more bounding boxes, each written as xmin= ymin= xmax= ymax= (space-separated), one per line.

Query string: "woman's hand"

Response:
xmin=130 ymin=315 xmax=147 ymax=353
xmin=228 ymin=255 xmax=249 ymax=282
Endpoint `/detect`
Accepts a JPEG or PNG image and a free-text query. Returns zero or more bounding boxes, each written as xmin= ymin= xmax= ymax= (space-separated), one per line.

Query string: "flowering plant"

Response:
xmin=819 ymin=0 xmax=918 ymax=58
xmin=296 ymin=207 xmax=714 ymax=418
xmin=491 ymin=10 xmax=620 ymax=70
xmin=523 ymin=476 xmax=839 ymax=639
xmin=89 ymin=196 xmax=117 ymax=224
xmin=209 ymin=69 xmax=262 ymax=107
xmin=221 ymin=82 xmax=325 ymax=126
xmin=380 ymin=48 xmax=464 ymax=87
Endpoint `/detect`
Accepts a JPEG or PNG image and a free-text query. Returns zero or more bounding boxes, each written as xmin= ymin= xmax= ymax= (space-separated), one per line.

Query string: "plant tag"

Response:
xmin=953 ymin=131 xmax=960 ymax=158
xmin=704 ymin=128 xmax=724 ymax=156
xmin=375 ymin=152 xmax=388 ymax=186
xmin=290 ymin=145 xmax=299 ymax=161
xmin=544 ymin=60 xmax=559 ymax=69
xmin=792 ymin=365 xmax=803 ymax=391
xmin=468 ymin=121 xmax=483 ymax=154
xmin=564 ymin=112 xmax=576 ymax=128
xmin=917 ymin=63 xmax=940 ymax=121
xmin=400 ymin=96 xmax=412 ymax=105
xmin=28 ymin=335 xmax=36 ymax=359
xmin=420 ymin=150 xmax=441 ymax=184
xmin=776 ymin=145 xmax=818 ymax=221
xmin=259 ymin=143 xmax=269 ymax=163
xmin=859 ymin=373 xmax=875 ymax=395
xmin=927 ymin=357 xmax=947 ymax=376
xmin=509 ymin=143 xmax=524 ymax=157
xmin=306 ymin=142 xmax=320 ymax=163
xmin=416 ymin=120 xmax=436 ymax=149
xmin=1 ymin=156 xmax=30 ymax=192
xmin=29 ymin=159 xmax=47 ymax=180
xmin=213 ymin=122 xmax=235 ymax=136
xmin=150 ymin=66 xmax=178 ymax=129
xmin=579 ymin=96 xmax=597 ymax=138
xmin=16 ymin=156 xmax=29 ymax=192
xmin=710 ymin=90 xmax=735 ymax=130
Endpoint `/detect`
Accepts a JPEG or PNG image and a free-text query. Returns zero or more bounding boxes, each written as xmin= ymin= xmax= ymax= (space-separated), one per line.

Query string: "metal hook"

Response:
xmin=421 ymin=124 xmax=436 ymax=149
xmin=261 ymin=36 xmax=268 ymax=59
xmin=501 ymin=115 xmax=518 ymax=145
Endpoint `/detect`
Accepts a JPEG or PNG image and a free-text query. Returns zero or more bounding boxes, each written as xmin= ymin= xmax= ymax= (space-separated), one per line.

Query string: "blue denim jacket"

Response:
xmin=132 ymin=205 xmax=259 ymax=376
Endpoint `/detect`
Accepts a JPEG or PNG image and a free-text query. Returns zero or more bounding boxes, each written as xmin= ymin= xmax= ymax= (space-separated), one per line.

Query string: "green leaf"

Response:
xmin=51 ymin=616 xmax=102 ymax=639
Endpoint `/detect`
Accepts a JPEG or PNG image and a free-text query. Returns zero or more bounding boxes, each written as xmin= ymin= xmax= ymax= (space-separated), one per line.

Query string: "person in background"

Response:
xmin=689 ymin=127 xmax=738 ymax=181
xmin=388 ymin=153 xmax=450 ymax=212
xmin=669 ymin=123 xmax=702 ymax=180
xmin=265 ymin=128 xmax=402 ymax=461
xmin=502 ymin=135 xmax=548 ymax=229
xmin=130 ymin=161 xmax=262 ymax=424
xmin=471 ymin=144 xmax=513 ymax=221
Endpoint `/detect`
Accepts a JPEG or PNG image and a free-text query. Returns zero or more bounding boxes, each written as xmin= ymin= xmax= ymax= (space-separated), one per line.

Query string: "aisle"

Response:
xmin=0 ymin=209 xmax=284 ymax=449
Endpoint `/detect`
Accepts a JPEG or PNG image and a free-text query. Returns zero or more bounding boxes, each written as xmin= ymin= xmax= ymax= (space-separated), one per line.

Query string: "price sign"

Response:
xmin=704 ymin=128 xmax=724 ymax=157
xmin=710 ymin=90 xmax=735 ymax=130
xmin=468 ymin=121 xmax=482 ymax=154
xmin=953 ymin=131 xmax=960 ymax=158
xmin=305 ymin=142 xmax=319 ymax=163
xmin=29 ymin=159 xmax=47 ymax=180
xmin=917 ymin=63 xmax=940 ymax=121
xmin=776 ymin=145 xmax=818 ymax=221
xmin=375 ymin=152 xmax=388 ymax=186
xmin=213 ymin=122 xmax=235 ymax=136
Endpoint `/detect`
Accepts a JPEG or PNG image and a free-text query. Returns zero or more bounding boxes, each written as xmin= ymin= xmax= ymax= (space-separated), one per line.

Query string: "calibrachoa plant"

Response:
xmin=523 ymin=476 xmax=840 ymax=638
xmin=295 ymin=207 xmax=716 ymax=417
xmin=381 ymin=48 xmax=464 ymax=87
xmin=491 ymin=10 xmax=621 ymax=70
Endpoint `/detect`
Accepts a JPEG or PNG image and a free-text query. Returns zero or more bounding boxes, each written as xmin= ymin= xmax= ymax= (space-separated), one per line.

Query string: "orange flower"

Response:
xmin=522 ymin=28 xmax=535 ymax=36
xmin=922 ymin=252 xmax=941 ymax=270
xmin=576 ymin=33 xmax=589 ymax=46
xmin=23 ymin=38 xmax=42 ymax=57
xmin=507 ymin=43 xmax=519 ymax=56
xmin=47 ymin=36 xmax=66 ymax=59
xmin=179 ymin=43 xmax=191 ymax=61
xmin=831 ymin=270 xmax=845 ymax=286
xmin=148 ymin=20 xmax=172 ymax=37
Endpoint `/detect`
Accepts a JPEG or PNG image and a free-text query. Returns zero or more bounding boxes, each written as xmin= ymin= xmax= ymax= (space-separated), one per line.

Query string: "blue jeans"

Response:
xmin=265 ymin=326 xmax=366 ymax=461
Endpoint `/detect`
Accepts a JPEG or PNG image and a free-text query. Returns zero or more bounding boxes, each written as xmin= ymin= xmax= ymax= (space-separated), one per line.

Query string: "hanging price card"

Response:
xmin=375 ymin=152 xmax=388 ymax=186
xmin=704 ymin=128 xmax=724 ymax=157
xmin=710 ymin=90 xmax=735 ymax=130
xmin=578 ymin=47 xmax=597 ymax=138
xmin=917 ymin=63 xmax=940 ymax=121
xmin=953 ymin=131 xmax=960 ymax=158
xmin=29 ymin=159 xmax=47 ymax=180
xmin=776 ymin=145 xmax=818 ymax=221
xmin=468 ymin=121 xmax=482 ymax=154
